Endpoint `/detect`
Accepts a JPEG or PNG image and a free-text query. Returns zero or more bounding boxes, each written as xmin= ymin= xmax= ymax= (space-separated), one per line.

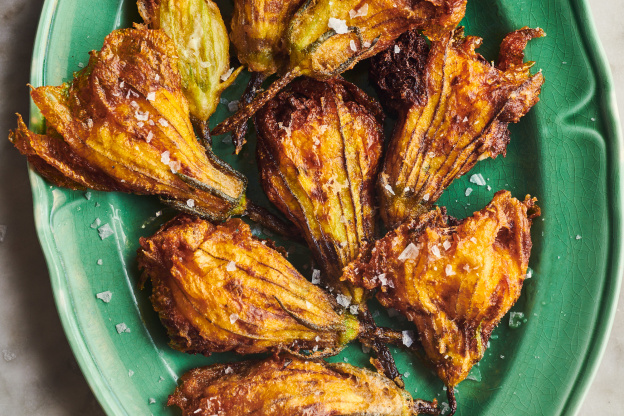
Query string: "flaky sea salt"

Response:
xmin=228 ymin=100 xmax=240 ymax=112
xmin=443 ymin=240 xmax=452 ymax=251
xmin=509 ymin=311 xmax=525 ymax=328
xmin=221 ymin=67 xmax=235 ymax=82
xmin=115 ymin=323 xmax=130 ymax=333
xmin=336 ymin=294 xmax=352 ymax=308
xmin=349 ymin=3 xmax=369 ymax=18
xmin=91 ymin=218 xmax=101 ymax=229
xmin=149 ymin=398 xmax=156 ymax=404
xmin=445 ymin=264 xmax=456 ymax=276
xmin=158 ymin=118 xmax=169 ymax=127
xmin=128 ymin=370 xmax=134 ymax=377
xmin=394 ymin=45 xmax=401 ymax=54
xmin=161 ymin=151 xmax=170 ymax=165
xmin=186 ymin=199 xmax=195 ymax=208
xmin=398 ymin=243 xmax=419 ymax=261
xmin=97 ymin=259 xmax=103 ymax=265
xmin=226 ymin=261 xmax=236 ymax=272
xmin=311 ymin=269 xmax=321 ymax=285
xmin=350 ymin=305 xmax=359 ymax=315
xmin=2 ymin=349 xmax=16 ymax=362
xmin=98 ymin=223 xmax=114 ymax=240
xmin=384 ymin=184 xmax=395 ymax=195
xmin=465 ymin=187 xmax=473 ymax=196
xmin=402 ymin=330 xmax=414 ymax=347
xmin=96 ymin=291 xmax=112 ymax=303
xmin=328 ymin=17 xmax=349 ymax=34
xmin=224 ymin=366 xmax=234 ymax=374
xmin=146 ymin=131 xmax=153 ymax=143
xmin=84 ymin=191 xmax=92 ymax=200
xmin=575 ymin=234 xmax=582 ymax=240
xmin=525 ymin=267 xmax=533 ymax=279
xmin=146 ymin=92 xmax=156 ymax=101
xmin=430 ymin=245 xmax=441 ymax=258
xmin=350 ymin=39 xmax=357 ymax=52
xmin=229 ymin=313 xmax=239 ymax=324
xmin=469 ymin=173 xmax=486 ymax=186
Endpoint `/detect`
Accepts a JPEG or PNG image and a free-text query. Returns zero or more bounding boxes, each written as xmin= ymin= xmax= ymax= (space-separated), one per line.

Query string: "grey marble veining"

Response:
xmin=0 ymin=0 xmax=621 ymax=415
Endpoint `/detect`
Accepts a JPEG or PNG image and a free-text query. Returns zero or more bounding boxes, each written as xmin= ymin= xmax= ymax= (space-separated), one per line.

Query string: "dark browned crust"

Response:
xmin=168 ymin=355 xmax=438 ymax=415
xmin=373 ymin=27 xmax=545 ymax=228
xmin=343 ymin=191 xmax=540 ymax=403
xmin=254 ymin=77 xmax=383 ymax=288
xmin=9 ymin=26 xmax=248 ymax=221
xmin=138 ymin=214 xmax=359 ymax=356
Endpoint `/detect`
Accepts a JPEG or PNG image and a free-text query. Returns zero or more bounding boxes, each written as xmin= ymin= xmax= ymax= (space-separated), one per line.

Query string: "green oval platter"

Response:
xmin=26 ymin=0 xmax=623 ymax=415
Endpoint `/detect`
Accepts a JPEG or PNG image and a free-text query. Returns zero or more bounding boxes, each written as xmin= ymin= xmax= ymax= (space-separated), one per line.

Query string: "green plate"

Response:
xmin=27 ymin=0 xmax=623 ymax=415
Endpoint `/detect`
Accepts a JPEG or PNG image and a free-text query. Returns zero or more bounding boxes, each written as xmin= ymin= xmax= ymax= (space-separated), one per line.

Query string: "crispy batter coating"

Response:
xmin=288 ymin=0 xmax=466 ymax=78
xmin=212 ymin=0 xmax=467 ymax=136
xmin=137 ymin=0 xmax=241 ymax=125
xmin=168 ymin=355 xmax=438 ymax=415
xmin=231 ymin=0 xmax=307 ymax=76
xmin=255 ymin=77 xmax=383 ymax=303
xmin=372 ymin=28 xmax=544 ymax=228
xmin=138 ymin=215 xmax=360 ymax=356
xmin=9 ymin=26 xmax=247 ymax=221
xmin=343 ymin=191 xmax=540 ymax=400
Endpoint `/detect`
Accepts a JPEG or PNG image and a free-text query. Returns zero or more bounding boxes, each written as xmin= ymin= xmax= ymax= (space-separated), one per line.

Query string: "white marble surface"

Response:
xmin=0 ymin=0 xmax=622 ymax=415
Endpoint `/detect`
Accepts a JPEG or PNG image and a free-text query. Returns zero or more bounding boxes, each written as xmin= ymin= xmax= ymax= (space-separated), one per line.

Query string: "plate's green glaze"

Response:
xmin=27 ymin=0 xmax=622 ymax=415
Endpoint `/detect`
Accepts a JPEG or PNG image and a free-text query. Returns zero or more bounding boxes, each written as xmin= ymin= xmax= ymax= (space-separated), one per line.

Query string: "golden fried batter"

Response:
xmin=343 ymin=191 xmax=540 ymax=412
xmin=230 ymin=0 xmax=306 ymax=76
xmin=212 ymin=0 xmax=467 ymax=136
xmin=138 ymin=215 xmax=360 ymax=356
xmin=168 ymin=355 xmax=439 ymax=415
xmin=255 ymin=77 xmax=383 ymax=304
xmin=372 ymin=28 xmax=544 ymax=228
xmin=9 ymin=26 xmax=247 ymax=221
xmin=137 ymin=0 xmax=241 ymax=136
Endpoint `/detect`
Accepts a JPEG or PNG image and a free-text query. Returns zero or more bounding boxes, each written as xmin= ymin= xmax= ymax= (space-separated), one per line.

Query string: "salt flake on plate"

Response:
xmin=328 ymin=17 xmax=349 ymax=34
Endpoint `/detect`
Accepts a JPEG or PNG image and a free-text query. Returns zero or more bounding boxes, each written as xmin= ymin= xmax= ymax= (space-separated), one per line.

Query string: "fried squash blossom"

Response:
xmin=255 ymin=77 xmax=383 ymax=304
xmin=372 ymin=27 xmax=545 ymax=228
xmin=10 ymin=26 xmax=246 ymax=220
xmin=343 ymin=191 xmax=540 ymax=413
xmin=168 ymin=355 xmax=439 ymax=415
xmin=138 ymin=215 xmax=360 ymax=356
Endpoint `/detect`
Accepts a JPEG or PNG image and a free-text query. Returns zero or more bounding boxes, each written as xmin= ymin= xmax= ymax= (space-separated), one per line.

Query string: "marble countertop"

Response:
xmin=0 ymin=0 xmax=622 ymax=414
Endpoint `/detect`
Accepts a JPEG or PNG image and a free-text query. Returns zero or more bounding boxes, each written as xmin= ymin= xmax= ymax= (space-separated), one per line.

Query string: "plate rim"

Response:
xmin=26 ymin=0 xmax=624 ymax=415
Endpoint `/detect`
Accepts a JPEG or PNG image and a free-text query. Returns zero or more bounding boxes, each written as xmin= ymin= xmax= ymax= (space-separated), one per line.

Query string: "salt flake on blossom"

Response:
xmin=443 ymin=240 xmax=452 ymax=251
xmin=186 ymin=199 xmax=195 ymax=208
xmin=226 ymin=261 xmax=236 ymax=272
xmin=146 ymin=92 xmax=156 ymax=101
xmin=336 ymin=294 xmax=352 ymax=308
xmin=430 ymin=245 xmax=441 ymax=258
xmin=402 ymin=330 xmax=415 ymax=347
xmin=161 ymin=151 xmax=170 ymax=165
xmin=445 ymin=264 xmax=456 ymax=276
xmin=349 ymin=40 xmax=357 ymax=52
xmin=398 ymin=243 xmax=419 ymax=261
xmin=328 ymin=17 xmax=349 ymax=34
xmin=384 ymin=184 xmax=396 ymax=195
xmin=311 ymin=269 xmax=321 ymax=285
xmin=229 ymin=313 xmax=239 ymax=324
xmin=349 ymin=3 xmax=369 ymax=18
xmin=394 ymin=45 xmax=401 ymax=54
xmin=221 ymin=67 xmax=235 ymax=82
